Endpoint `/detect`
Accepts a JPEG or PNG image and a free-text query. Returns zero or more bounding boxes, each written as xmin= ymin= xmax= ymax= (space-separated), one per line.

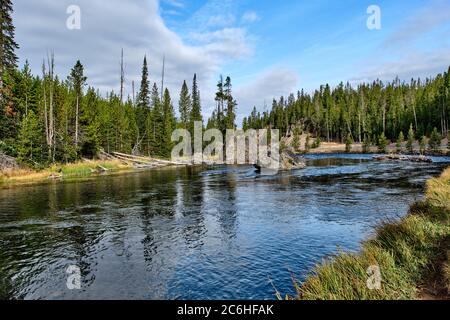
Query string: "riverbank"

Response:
xmin=0 ymin=160 xmax=134 ymax=186
xmin=291 ymin=167 xmax=450 ymax=300
xmin=282 ymin=134 xmax=449 ymax=155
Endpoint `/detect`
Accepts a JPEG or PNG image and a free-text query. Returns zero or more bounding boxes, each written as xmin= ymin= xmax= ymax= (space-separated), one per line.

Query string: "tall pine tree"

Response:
xmin=136 ymin=56 xmax=150 ymax=152
xmin=178 ymin=80 xmax=191 ymax=130
xmin=137 ymin=56 xmax=150 ymax=109
xmin=190 ymin=73 xmax=203 ymax=137
xmin=162 ymin=88 xmax=176 ymax=158
xmin=67 ymin=60 xmax=87 ymax=147
xmin=0 ymin=0 xmax=19 ymax=96
xmin=152 ymin=83 xmax=164 ymax=156
xmin=17 ymin=110 xmax=45 ymax=167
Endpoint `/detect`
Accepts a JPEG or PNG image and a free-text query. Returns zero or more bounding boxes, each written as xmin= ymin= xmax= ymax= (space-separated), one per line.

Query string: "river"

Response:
xmin=0 ymin=154 xmax=449 ymax=299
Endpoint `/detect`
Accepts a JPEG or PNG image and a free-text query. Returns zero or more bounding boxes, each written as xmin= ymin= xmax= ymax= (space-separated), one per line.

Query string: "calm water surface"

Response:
xmin=0 ymin=154 xmax=449 ymax=299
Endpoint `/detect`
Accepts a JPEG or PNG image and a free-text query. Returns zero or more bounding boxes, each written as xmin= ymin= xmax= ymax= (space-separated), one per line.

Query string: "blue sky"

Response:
xmin=13 ymin=0 xmax=450 ymax=123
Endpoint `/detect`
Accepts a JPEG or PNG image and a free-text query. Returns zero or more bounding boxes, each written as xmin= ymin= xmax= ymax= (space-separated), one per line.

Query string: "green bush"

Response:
xmin=428 ymin=128 xmax=441 ymax=153
xmin=377 ymin=133 xmax=388 ymax=153
xmin=345 ymin=135 xmax=353 ymax=153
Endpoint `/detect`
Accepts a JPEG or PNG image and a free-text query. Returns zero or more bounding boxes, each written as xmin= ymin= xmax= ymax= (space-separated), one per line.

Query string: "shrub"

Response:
xmin=345 ymin=134 xmax=353 ymax=153
xmin=420 ymin=136 xmax=427 ymax=155
xmin=362 ymin=137 xmax=371 ymax=154
xmin=428 ymin=128 xmax=441 ymax=153
xmin=377 ymin=133 xmax=388 ymax=153
xmin=406 ymin=125 xmax=415 ymax=154
xmin=396 ymin=132 xmax=404 ymax=153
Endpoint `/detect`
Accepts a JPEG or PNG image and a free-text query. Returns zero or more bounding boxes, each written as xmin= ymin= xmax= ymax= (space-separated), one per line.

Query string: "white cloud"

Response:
xmin=241 ymin=11 xmax=260 ymax=24
xmin=13 ymin=0 xmax=253 ymax=117
xmin=350 ymin=49 xmax=450 ymax=83
xmin=383 ymin=1 xmax=450 ymax=49
xmin=162 ymin=0 xmax=184 ymax=9
xmin=234 ymin=67 xmax=299 ymax=124
xmin=206 ymin=14 xmax=236 ymax=28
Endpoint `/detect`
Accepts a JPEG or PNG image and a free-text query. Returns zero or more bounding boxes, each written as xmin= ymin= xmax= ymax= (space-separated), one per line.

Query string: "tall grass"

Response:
xmin=0 ymin=160 xmax=132 ymax=184
xmin=292 ymin=167 xmax=450 ymax=300
xmin=56 ymin=160 xmax=127 ymax=177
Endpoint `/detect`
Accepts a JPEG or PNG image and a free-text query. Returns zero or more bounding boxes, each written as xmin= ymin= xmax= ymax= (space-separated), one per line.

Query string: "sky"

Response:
xmin=12 ymin=0 xmax=450 ymax=124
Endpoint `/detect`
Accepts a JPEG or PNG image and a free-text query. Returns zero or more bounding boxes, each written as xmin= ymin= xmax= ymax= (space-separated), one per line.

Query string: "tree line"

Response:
xmin=243 ymin=68 xmax=450 ymax=151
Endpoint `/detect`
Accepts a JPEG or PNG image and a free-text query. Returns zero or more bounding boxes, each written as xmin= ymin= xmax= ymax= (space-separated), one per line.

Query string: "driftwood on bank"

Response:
xmin=373 ymin=154 xmax=433 ymax=163
xmin=98 ymin=150 xmax=190 ymax=169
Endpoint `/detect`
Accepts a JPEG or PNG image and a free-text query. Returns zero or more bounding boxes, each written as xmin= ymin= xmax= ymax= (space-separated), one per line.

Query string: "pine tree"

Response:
xmin=17 ymin=110 xmax=45 ymax=167
xmin=419 ymin=136 xmax=427 ymax=155
xmin=312 ymin=136 xmax=321 ymax=149
xmin=178 ymin=80 xmax=191 ymax=129
xmin=136 ymin=56 xmax=150 ymax=153
xmin=396 ymin=131 xmax=404 ymax=153
xmin=305 ymin=134 xmax=311 ymax=153
xmin=214 ymin=76 xmax=225 ymax=132
xmin=224 ymin=76 xmax=237 ymax=130
xmin=80 ymin=88 xmax=100 ymax=158
xmin=377 ymin=132 xmax=388 ymax=153
xmin=428 ymin=127 xmax=441 ymax=153
xmin=0 ymin=0 xmax=19 ymax=96
xmin=362 ymin=136 xmax=371 ymax=153
xmin=137 ymin=56 xmax=150 ymax=109
xmin=345 ymin=134 xmax=353 ymax=153
xmin=162 ymin=88 xmax=176 ymax=158
xmin=67 ymin=60 xmax=87 ymax=147
xmin=406 ymin=125 xmax=415 ymax=154
xmin=190 ymin=74 xmax=203 ymax=137
xmin=149 ymin=83 xmax=164 ymax=156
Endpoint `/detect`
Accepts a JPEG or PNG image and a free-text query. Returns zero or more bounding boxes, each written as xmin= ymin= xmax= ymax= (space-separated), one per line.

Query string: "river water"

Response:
xmin=0 ymin=154 xmax=449 ymax=300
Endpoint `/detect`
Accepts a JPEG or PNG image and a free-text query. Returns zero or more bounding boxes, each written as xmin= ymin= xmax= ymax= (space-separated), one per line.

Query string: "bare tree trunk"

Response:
xmin=120 ymin=49 xmax=124 ymax=102
xmin=75 ymin=94 xmax=79 ymax=145
xmin=132 ymin=81 xmax=135 ymax=106
xmin=412 ymin=104 xmax=418 ymax=131
xmin=160 ymin=54 xmax=165 ymax=101
xmin=0 ymin=67 xmax=3 ymax=102
xmin=47 ymin=53 xmax=55 ymax=161
xmin=0 ymin=41 xmax=3 ymax=101
xmin=42 ymin=61 xmax=49 ymax=146
xmin=358 ymin=112 xmax=361 ymax=144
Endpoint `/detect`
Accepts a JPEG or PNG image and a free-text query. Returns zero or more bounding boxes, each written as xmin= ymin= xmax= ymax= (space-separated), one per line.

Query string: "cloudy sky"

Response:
xmin=12 ymin=0 xmax=450 ymax=124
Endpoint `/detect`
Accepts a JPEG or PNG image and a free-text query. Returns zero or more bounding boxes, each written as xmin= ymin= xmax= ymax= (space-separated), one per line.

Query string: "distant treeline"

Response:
xmin=243 ymin=67 xmax=450 ymax=146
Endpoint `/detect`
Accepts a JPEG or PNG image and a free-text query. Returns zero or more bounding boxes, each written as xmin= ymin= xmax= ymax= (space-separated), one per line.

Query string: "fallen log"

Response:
xmin=112 ymin=152 xmax=190 ymax=166
xmin=97 ymin=164 xmax=109 ymax=172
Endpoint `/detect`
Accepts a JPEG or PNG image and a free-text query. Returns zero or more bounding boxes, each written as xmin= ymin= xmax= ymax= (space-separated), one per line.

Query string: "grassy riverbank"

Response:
xmin=292 ymin=167 xmax=450 ymax=300
xmin=0 ymin=160 xmax=133 ymax=185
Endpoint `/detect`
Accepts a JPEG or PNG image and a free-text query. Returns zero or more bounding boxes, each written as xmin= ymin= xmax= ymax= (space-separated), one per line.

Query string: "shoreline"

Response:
xmin=2 ymin=151 xmax=449 ymax=187
xmin=0 ymin=160 xmax=141 ymax=187
xmin=291 ymin=167 xmax=450 ymax=300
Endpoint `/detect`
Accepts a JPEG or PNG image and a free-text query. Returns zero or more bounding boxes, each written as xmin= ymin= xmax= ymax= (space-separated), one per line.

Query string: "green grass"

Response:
xmin=60 ymin=164 xmax=94 ymax=177
xmin=56 ymin=160 xmax=127 ymax=177
xmin=0 ymin=160 xmax=132 ymax=184
xmin=292 ymin=167 xmax=450 ymax=300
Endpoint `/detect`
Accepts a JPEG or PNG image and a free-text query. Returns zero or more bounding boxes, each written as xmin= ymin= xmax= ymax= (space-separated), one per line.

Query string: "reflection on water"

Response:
xmin=0 ymin=154 xmax=449 ymax=299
